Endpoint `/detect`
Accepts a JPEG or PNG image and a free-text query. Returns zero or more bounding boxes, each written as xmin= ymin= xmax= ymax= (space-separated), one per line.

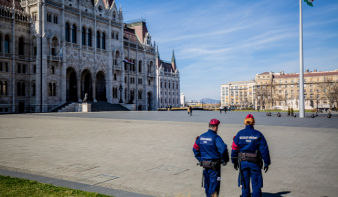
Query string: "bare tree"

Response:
xmin=319 ymin=79 xmax=338 ymax=109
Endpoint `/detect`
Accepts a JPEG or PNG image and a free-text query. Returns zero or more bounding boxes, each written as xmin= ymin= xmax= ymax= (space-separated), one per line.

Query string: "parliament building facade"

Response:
xmin=0 ymin=0 xmax=180 ymax=113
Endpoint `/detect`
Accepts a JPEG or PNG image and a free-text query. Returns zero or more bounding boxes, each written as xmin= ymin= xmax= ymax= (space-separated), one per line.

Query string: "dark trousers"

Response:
xmin=239 ymin=161 xmax=263 ymax=197
xmin=204 ymin=168 xmax=221 ymax=197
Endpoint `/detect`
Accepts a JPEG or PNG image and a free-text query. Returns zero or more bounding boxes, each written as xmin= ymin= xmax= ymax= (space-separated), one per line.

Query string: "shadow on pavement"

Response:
xmin=262 ymin=191 xmax=291 ymax=197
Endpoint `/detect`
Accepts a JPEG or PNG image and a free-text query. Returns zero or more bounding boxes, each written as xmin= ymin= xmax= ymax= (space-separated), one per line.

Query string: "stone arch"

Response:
xmin=96 ymin=71 xmax=106 ymax=101
xmin=147 ymin=91 xmax=153 ymax=111
xmin=66 ymin=67 xmax=78 ymax=102
xmin=81 ymin=69 xmax=93 ymax=102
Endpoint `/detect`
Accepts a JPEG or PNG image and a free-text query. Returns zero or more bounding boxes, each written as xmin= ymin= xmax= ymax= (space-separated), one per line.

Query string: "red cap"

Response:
xmin=209 ymin=119 xmax=220 ymax=125
xmin=246 ymin=114 xmax=254 ymax=119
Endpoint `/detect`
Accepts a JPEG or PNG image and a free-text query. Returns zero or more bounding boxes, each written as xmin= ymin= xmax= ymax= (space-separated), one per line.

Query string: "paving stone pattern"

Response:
xmin=0 ymin=111 xmax=337 ymax=197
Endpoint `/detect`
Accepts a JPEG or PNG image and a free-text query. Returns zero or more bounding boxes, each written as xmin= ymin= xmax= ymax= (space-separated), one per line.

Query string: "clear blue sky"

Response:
xmin=119 ymin=0 xmax=338 ymax=101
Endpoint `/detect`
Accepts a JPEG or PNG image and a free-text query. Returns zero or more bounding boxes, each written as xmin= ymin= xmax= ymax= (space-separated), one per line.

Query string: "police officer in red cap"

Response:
xmin=193 ymin=119 xmax=229 ymax=197
xmin=231 ymin=114 xmax=271 ymax=197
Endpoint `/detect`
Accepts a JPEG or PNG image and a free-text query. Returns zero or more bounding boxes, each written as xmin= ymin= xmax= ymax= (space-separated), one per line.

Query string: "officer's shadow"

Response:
xmin=262 ymin=191 xmax=291 ymax=197
xmin=240 ymin=191 xmax=291 ymax=197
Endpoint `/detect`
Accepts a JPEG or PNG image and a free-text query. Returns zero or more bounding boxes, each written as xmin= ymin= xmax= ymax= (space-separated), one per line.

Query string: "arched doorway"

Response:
xmin=96 ymin=71 xmax=106 ymax=101
xmin=147 ymin=92 xmax=152 ymax=111
xmin=81 ymin=69 xmax=92 ymax=101
xmin=66 ymin=67 xmax=77 ymax=102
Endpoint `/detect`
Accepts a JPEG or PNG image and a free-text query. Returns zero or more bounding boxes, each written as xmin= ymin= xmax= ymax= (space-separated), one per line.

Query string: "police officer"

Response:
xmin=193 ymin=119 xmax=229 ymax=197
xmin=231 ymin=114 xmax=271 ymax=197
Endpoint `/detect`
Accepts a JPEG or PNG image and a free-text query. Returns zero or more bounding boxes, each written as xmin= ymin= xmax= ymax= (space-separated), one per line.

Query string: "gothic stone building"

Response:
xmin=0 ymin=0 xmax=164 ymax=113
xmin=156 ymin=47 xmax=180 ymax=108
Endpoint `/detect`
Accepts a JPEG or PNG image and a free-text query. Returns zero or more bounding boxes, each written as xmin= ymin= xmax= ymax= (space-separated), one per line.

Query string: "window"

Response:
xmin=54 ymin=15 xmax=58 ymax=24
xmin=47 ymin=13 xmax=52 ymax=22
xmin=18 ymin=64 xmax=21 ymax=73
xmin=138 ymin=60 xmax=142 ymax=72
xmin=17 ymin=82 xmax=25 ymax=96
xmin=317 ymin=94 xmax=319 ymax=99
xmin=5 ymin=63 xmax=8 ymax=72
xmin=65 ymin=23 xmax=70 ymax=42
xmin=51 ymin=66 xmax=55 ymax=74
xmin=4 ymin=35 xmax=10 ymax=53
xmin=113 ymin=87 xmax=117 ymax=98
xmin=148 ymin=80 xmax=151 ymax=85
xmin=32 ymin=82 xmax=36 ymax=96
xmin=279 ymin=80 xmax=281 ymax=84
xmin=138 ymin=90 xmax=142 ymax=99
xmin=116 ymin=33 xmax=119 ymax=40
xmin=310 ymin=89 xmax=313 ymax=93
xmin=114 ymin=73 xmax=117 ymax=80
xmin=96 ymin=31 xmax=100 ymax=48
xmin=87 ymin=29 xmax=92 ymax=47
xmin=113 ymin=12 xmax=116 ymax=21
xmin=33 ymin=65 xmax=36 ymax=73
xmin=32 ymin=12 xmax=37 ymax=22
xmin=34 ymin=47 xmax=37 ymax=56
xmin=169 ymin=83 xmax=171 ymax=89
xmin=82 ymin=27 xmax=86 ymax=45
xmin=310 ymin=94 xmax=313 ymax=99
xmin=48 ymin=83 xmax=56 ymax=96
xmin=19 ymin=37 xmax=24 ymax=55
xmin=101 ymin=32 xmax=105 ymax=49
xmin=2 ymin=81 xmax=7 ymax=95
xmin=124 ymin=77 xmax=127 ymax=83
xmin=138 ymin=78 xmax=142 ymax=85
xmin=72 ymin=24 xmax=77 ymax=43
xmin=22 ymin=65 xmax=26 ymax=73
xmin=0 ymin=62 xmax=2 ymax=71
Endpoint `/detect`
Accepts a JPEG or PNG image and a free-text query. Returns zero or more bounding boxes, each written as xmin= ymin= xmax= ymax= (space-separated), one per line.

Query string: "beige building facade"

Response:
xmin=221 ymin=80 xmax=255 ymax=109
xmin=254 ymin=69 xmax=338 ymax=110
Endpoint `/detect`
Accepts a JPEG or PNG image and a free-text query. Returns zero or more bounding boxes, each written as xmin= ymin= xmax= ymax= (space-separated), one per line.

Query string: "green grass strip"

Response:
xmin=0 ymin=175 xmax=113 ymax=197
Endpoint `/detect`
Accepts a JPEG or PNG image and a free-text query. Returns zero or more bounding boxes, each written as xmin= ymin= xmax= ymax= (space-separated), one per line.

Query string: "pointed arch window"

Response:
xmin=138 ymin=60 xmax=142 ymax=72
xmin=18 ymin=38 xmax=25 ymax=55
xmin=113 ymin=12 xmax=116 ymax=21
xmin=87 ymin=29 xmax=92 ymax=47
xmin=82 ymin=27 xmax=86 ymax=45
xmin=4 ymin=35 xmax=10 ymax=53
xmin=101 ymin=32 xmax=105 ymax=49
xmin=65 ymin=23 xmax=70 ymax=42
xmin=96 ymin=31 xmax=100 ymax=48
xmin=72 ymin=24 xmax=77 ymax=43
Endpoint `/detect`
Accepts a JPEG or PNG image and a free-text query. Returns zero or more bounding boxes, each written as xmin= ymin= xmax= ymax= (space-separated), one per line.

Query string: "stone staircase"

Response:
xmin=91 ymin=101 xmax=130 ymax=112
xmin=58 ymin=103 xmax=81 ymax=112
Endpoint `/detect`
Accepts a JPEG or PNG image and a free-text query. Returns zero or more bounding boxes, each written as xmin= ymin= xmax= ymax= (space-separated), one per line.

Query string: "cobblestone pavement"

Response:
xmin=0 ymin=111 xmax=338 ymax=197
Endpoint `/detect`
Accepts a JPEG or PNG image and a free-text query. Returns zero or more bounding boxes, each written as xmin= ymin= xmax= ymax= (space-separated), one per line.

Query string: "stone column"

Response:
xmin=92 ymin=80 xmax=96 ymax=102
xmin=77 ymin=78 xmax=81 ymax=102
xmin=107 ymin=20 xmax=113 ymax=103
xmin=11 ymin=6 xmax=16 ymax=113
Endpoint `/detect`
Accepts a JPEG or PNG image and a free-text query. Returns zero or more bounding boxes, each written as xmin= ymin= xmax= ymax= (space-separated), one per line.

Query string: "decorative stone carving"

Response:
xmin=81 ymin=0 xmax=93 ymax=9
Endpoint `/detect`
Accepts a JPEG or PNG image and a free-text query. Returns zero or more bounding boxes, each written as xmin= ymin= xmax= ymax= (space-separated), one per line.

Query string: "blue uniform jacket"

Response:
xmin=231 ymin=125 xmax=271 ymax=166
xmin=193 ymin=129 xmax=229 ymax=163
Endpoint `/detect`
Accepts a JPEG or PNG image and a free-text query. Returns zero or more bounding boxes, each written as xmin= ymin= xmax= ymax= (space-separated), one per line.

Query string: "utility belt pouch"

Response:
xmin=202 ymin=160 xmax=220 ymax=170
xmin=239 ymin=152 xmax=258 ymax=163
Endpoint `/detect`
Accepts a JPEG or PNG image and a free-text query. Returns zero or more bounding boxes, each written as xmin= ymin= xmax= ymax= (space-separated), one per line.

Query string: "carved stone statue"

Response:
xmin=83 ymin=93 xmax=88 ymax=103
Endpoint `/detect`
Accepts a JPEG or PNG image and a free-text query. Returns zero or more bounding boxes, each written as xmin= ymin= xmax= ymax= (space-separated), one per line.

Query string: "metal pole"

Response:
xmin=299 ymin=0 xmax=305 ymax=118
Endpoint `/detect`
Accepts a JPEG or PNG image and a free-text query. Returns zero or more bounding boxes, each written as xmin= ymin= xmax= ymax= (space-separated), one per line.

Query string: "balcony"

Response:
xmin=47 ymin=55 xmax=60 ymax=62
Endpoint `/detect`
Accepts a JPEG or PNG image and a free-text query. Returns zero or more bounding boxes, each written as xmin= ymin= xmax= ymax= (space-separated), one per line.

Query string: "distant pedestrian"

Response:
xmin=224 ymin=106 xmax=227 ymax=114
xmin=187 ymin=106 xmax=191 ymax=116
xmin=189 ymin=106 xmax=193 ymax=116
xmin=219 ymin=106 xmax=223 ymax=114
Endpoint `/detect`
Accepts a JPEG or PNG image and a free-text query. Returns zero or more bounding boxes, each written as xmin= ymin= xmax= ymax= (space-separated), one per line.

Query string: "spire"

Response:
xmin=171 ymin=49 xmax=176 ymax=64
xmin=171 ymin=49 xmax=177 ymax=71
xmin=156 ymin=45 xmax=160 ymax=60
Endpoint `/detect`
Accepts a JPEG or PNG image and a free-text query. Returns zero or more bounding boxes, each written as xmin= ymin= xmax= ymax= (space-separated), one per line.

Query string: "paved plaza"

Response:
xmin=0 ymin=111 xmax=338 ymax=197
